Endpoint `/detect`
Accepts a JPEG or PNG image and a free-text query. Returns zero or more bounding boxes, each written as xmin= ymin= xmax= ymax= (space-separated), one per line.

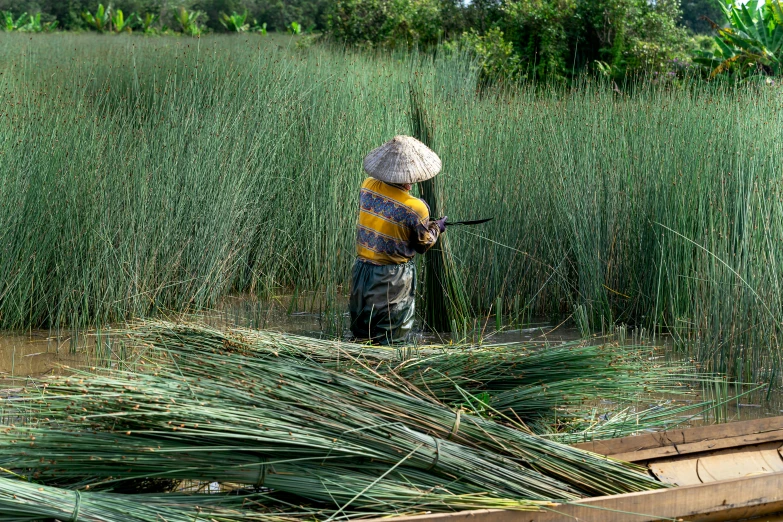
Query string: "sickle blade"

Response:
xmin=445 ymin=218 xmax=493 ymax=226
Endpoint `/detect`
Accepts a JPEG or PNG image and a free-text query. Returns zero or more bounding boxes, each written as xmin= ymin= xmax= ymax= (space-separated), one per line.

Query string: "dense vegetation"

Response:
xmin=1 ymin=34 xmax=781 ymax=382
xmin=330 ymin=0 xmax=699 ymax=81
xmin=0 ymin=0 xmax=330 ymax=33
xmin=0 ymin=0 xmax=716 ymax=35
xmin=4 ymin=0 xmax=780 ymax=81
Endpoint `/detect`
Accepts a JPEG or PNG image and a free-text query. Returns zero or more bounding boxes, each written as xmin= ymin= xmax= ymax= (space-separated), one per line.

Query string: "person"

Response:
xmin=349 ymin=135 xmax=447 ymax=344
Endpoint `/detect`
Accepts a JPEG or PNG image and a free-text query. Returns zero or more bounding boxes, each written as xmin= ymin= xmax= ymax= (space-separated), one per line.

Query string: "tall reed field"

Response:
xmin=1 ymin=33 xmax=782 ymax=381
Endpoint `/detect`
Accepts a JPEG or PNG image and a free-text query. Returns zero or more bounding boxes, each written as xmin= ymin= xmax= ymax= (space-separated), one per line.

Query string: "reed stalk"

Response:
xmin=409 ymin=83 xmax=471 ymax=332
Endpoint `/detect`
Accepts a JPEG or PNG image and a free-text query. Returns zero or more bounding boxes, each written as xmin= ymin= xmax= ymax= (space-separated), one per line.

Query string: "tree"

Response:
xmin=498 ymin=0 xmax=577 ymax=81
xmin=462 ymin=0 xmax=503 ymax=33
xmin=248 ymin=0 xmax=331 ymax=32
xmin=681 ymin=0 xmax=725 ymax=34
xmin=327 ymin=0 xmax=444 ymax=48
xmin=487 ymin=0 xmax=690 ymax=80
xmin=694 ymin=0 xmax=783 ymax=77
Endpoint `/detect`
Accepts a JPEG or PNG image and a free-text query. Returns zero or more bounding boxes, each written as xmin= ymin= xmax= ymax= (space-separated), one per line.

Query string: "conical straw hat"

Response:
xmin=363 ymin=135 xmax=441 ymax=184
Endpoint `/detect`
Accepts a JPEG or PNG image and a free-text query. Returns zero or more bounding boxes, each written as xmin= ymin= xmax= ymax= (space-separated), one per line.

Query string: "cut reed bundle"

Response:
xmin=0 ymin=476 xmax=297 ymax=522
xmin=0 ymin=427 xmax=544 ymax=515
xmin=409 ymin=83 xmax=471 ymax=333
xmin=7 ymin=369 xmax=585 ymax=501
xmin=8 ymin=328 xmax=667 ymax=501
xmin=124 ymin=321 xmax=710 ymax=424
xmin=529 ymin=401 xmax=717 ymax=444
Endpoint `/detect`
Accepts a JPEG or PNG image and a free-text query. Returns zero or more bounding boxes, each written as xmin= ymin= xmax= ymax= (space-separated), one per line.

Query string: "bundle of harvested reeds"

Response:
xmin=0 ymin=476 xmax=295 ymax=522
xmin=7 ymin=328 xmax=667 ymax=502
xmin=409 ymin=83 xmax=471 ymax=333
xmin=124 ymin=321 xmax=709 ymax=425
xmin=0 ymin=427 xmax=544 ymax=515
xmin=7 ymin=370 xmax=585 ymax=501
xmin=529 ymin=401 xmax=717 ymax=444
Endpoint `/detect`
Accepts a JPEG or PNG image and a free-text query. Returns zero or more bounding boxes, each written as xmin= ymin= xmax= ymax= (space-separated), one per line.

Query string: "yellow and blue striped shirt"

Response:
xmin=355 ymin=178 xmax=440 ymax=265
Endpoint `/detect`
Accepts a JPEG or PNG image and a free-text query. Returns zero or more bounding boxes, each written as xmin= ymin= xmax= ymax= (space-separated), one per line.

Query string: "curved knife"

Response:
xmin=444 ymin=217 xmax=493 ymax=227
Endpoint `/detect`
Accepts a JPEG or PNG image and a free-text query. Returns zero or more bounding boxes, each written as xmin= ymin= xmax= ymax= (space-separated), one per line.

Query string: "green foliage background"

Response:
xmin=327 ymin=0 xmax=700 ymax=81
xmin=681 ymin=0 xmax=724 ymax=33
xmin=0 ymin=0 xmax=730 ymax=81
xmin=0 ymin=0 xmax=331 ymax=32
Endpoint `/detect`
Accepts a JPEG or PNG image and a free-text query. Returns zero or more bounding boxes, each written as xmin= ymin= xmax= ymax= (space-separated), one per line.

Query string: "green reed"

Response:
xmin=121 ymin=320 xmax=725 ymax=440
xmin=7 ymin=330 xmax=667 ymax=501
xmin=0 ymin=476 xmax=294 ymax=522
xmin=123 ymin=321 xmax=706 ymax=409
xmin=1 ymin=34 xmax=782 ymax=380
xmin=409 ymin=83 xmax=471 ymax=333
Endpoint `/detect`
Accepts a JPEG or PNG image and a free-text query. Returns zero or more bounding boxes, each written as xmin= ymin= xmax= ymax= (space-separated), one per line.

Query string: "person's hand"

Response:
xmin=434 ymin=216 xmax=448 ymax=233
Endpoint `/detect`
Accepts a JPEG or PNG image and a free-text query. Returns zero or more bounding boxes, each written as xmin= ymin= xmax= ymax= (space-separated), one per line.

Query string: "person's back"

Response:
xmin=348 ymin=136 xmax=446 ymax=345
xmin=356 ymin=177 xmax=435 ymax=265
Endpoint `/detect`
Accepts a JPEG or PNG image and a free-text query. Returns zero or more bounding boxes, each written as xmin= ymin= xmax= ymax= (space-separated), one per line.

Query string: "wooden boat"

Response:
xmin=379 ymin=417 xmax=783 ymax=522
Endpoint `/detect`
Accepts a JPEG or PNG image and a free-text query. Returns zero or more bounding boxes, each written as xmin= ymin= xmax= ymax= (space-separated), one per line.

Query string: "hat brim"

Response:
xmin=363 ymin=135 xmax=442 ymax=184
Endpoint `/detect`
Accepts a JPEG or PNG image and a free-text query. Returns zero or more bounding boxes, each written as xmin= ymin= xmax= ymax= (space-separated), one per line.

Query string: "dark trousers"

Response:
xmin=349 ymin=259 xmax=416 ymax=345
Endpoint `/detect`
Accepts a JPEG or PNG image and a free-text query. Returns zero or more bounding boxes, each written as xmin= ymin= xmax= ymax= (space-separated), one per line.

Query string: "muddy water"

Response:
xmin=0 ymin=330 xmax=88 ymax=380
xmin=1 ymin=294 xmax=782 ymax=425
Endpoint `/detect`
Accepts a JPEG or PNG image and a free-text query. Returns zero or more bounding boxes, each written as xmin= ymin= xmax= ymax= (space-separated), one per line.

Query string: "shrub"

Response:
xmin=132 ymin=12 xmax=158 ymax=35
xmin=111 ymin=9 xmax=132 ymax=33
xmin=327 ymin=0 xmax=444 ymax=48
xmin=220 ymin=11 xmax=249 ymax=33
xmin=483 ymin=0 xmax=694 ymax=81
xmin=498 ymin=0 xmax=575 ymax=82
xmin=617 ymin=0 xmax=693 ymax=75
xmin=175 ymin=6 xmax=205 ymax=36
xmin=82 ymin=3 xmax=110 ymax=32
xmin=448 ymin=28 xmax=521 ymax=85
xmin=694 ymin=0 xmax=783 ymax=78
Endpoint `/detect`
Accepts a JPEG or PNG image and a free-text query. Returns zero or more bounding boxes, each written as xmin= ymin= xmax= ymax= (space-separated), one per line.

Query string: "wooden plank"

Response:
xmin=651 ymin=457 xmax=701 ymax=485
xmin=572 ymin=417 xmax=783 ymax=460
xmin=696 ymin=448 xmax=783 ymax=483
xmin=649 ymin=442 xmax=783 ymax=485
xmin=369 ymin=472 xmax=783 ymax=522
xmin=608 ymin=428 xmax=783 ymax=462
